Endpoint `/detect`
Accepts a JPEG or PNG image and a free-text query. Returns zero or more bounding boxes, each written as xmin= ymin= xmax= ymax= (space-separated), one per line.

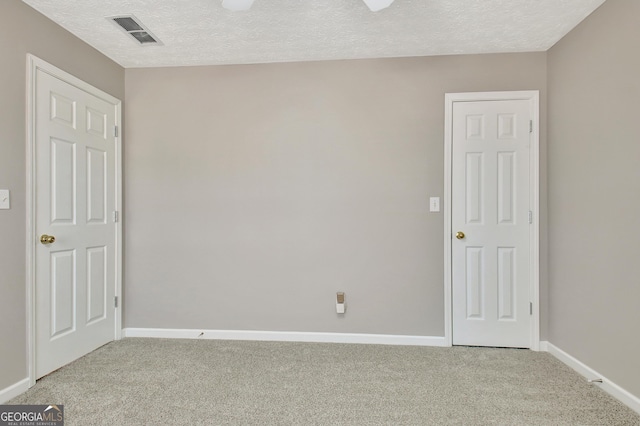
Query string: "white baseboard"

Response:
xmin=541 ymin=341 xmax=640 ymax=415
xmin=0 ymin=378 xmax=30 ymax=404
xmin=123 ymin=328 xmax=448 ymax=347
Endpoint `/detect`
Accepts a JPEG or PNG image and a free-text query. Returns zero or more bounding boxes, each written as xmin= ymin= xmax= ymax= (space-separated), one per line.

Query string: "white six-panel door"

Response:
xmin=451 ymin=99 xmax=532 ymax=348
xmin=34 ymin=66 xmax=118 ymax=378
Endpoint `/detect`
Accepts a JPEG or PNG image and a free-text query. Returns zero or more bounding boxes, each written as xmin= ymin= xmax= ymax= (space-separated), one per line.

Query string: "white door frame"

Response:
xmin=26 ymin=54 xmax=123 ymax=386
xmin=443 ymin=91 xmax=540 ymax=351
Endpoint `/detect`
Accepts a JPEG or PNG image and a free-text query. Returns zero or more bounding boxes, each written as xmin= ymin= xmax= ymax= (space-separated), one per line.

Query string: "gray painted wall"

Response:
xmin=548 ymin=0 xmax=640 ymax=397
xmin=0 ymin=2 xmax=123 ymax=392
xmin=124 ymin=54 xmax=547 ymax=336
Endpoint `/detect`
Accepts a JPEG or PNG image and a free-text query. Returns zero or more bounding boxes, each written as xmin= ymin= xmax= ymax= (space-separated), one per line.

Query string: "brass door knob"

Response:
xmin=40 ymin=234 xmax=56 ymax=244
xmin=455 ymin=231 xmax=465 ymax=240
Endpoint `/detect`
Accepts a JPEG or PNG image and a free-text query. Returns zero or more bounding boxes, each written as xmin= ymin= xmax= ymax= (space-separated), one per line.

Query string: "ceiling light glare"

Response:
xmin=221 ymin=0 xmax=255 ymax=11
xmin=362 ymin=0 xmax=395 ymax=12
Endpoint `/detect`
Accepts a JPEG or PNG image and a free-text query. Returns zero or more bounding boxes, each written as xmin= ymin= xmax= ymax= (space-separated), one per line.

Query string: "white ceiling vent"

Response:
xmin=108 ymin=15 xmax=162 ymax=46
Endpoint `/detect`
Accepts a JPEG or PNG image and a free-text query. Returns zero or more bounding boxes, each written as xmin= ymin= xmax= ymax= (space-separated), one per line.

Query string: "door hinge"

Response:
xmin=115 ymin=296 xmax=118 ymax=308
xmin=113 ymin=211 xmax=119 ymax=223
xmin=114 ymin=126 xmax=119 ymax=138
xmin=530 ymin=302 xmax=533 ymax=315
xmin=528 ymin=210 xmax=533 ymax=224
xmin=529 ymin=120 xmax=533 ymax=133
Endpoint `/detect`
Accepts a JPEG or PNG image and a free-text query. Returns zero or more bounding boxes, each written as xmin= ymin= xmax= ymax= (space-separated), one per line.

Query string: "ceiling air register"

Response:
xmin=109 ymin=15 xmax=162 ymax=45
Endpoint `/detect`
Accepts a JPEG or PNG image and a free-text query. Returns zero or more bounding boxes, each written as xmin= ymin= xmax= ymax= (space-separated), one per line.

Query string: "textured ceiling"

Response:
xmin=21 ymin=0 xmax=606 ymax=68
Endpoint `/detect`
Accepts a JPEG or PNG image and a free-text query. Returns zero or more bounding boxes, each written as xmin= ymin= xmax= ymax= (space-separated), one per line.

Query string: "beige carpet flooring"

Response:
xmin=10 ymin=338 xmax=640 ymax=425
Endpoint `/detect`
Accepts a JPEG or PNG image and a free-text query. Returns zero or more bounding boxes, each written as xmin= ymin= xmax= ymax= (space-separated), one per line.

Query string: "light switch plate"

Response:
xmin=0 ymin=190 xmax=10 ymax=209
xmin=429 ymin=197 xmax=440 ymax=212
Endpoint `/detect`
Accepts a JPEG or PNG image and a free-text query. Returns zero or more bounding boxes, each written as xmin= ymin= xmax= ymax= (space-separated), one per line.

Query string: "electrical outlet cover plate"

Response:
xmin=0 ymin=190 xmax=10 ymax=209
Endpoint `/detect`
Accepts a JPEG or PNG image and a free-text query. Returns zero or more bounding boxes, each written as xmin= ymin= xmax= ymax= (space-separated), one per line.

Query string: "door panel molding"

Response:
xmin=443 ymin=91 xmax=539 ymax=350
xmin=26 ymin=54 xmax=122 ymax=386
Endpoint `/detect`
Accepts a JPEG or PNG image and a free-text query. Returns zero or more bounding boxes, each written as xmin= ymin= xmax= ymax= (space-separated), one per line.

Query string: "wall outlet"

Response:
xmin=336 ymin=292 xmax=346 ymax=314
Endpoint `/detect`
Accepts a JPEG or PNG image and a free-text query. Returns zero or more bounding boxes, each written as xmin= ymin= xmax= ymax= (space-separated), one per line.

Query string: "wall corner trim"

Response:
xmin=122 ymin=328 xmax=448 ymax=347
xmin=0 ymin=378 xmax=30 ymax=404
xmin=542 ymin=341 xmax=640 ymax=415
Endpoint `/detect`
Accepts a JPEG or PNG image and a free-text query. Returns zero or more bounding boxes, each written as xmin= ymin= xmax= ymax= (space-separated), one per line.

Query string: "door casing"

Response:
xmin=443 ymin=91 xmax=540 ymax=350
xmin=26 ymin=54 xmax=123 ymax=386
